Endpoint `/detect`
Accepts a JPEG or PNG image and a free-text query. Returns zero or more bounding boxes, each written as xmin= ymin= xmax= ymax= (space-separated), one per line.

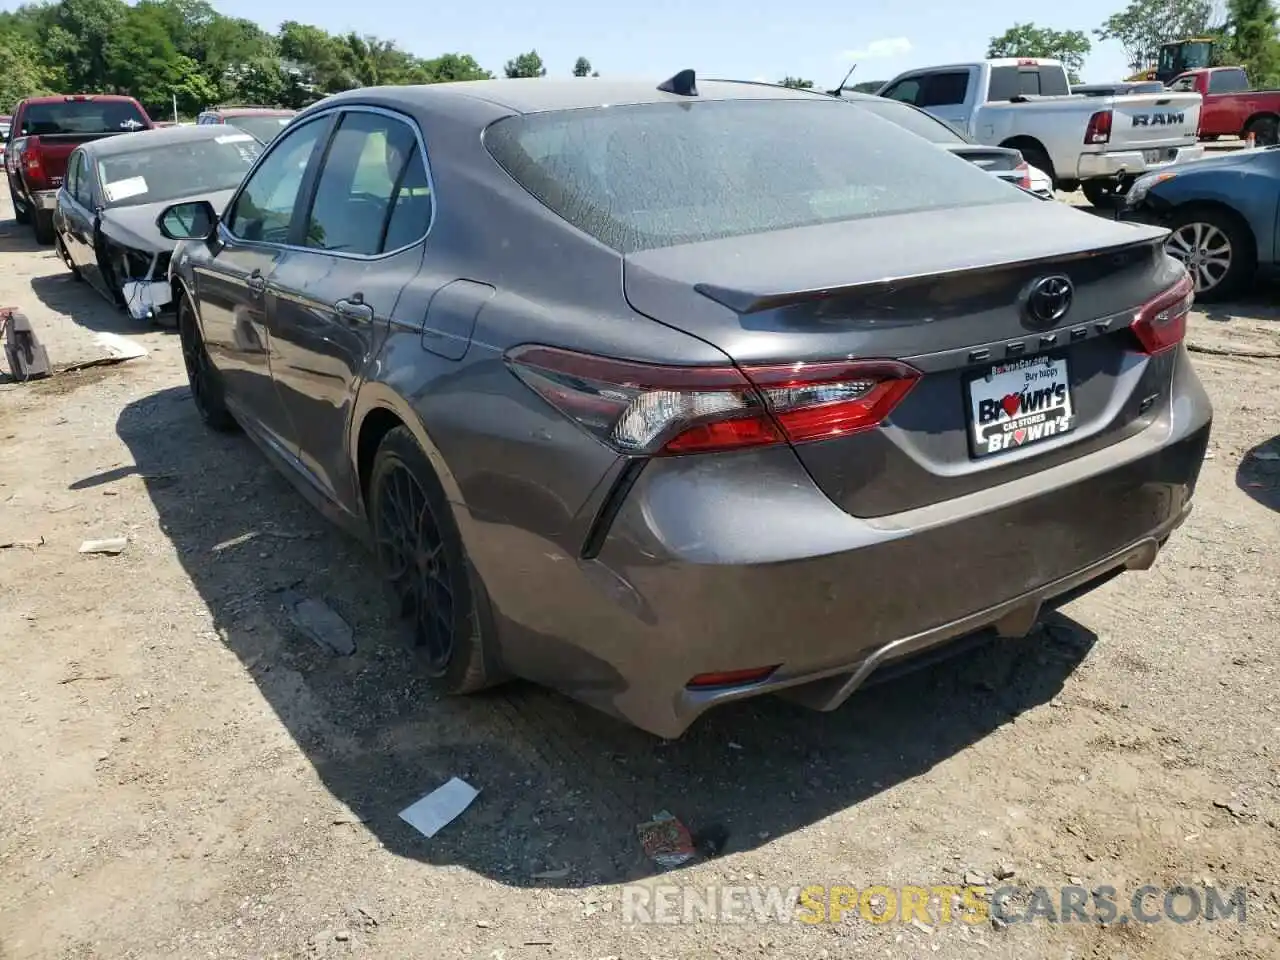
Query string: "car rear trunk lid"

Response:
xmin=623 ymin=201 xmax=1185 ymax=518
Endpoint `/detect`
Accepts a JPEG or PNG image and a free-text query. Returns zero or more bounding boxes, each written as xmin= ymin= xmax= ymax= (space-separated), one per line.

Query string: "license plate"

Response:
xmin=1143 ymin=148 xmax=1172 ymax=164
xmin=967 ymin=355 xmax=1075 ymax=458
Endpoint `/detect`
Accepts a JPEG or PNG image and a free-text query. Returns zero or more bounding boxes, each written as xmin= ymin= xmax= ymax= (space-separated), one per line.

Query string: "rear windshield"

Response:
xmin=851 ymin=98 xmax=966 ymax=144
xmin=20 ymin=100 xmax=148 ymax=136
xmin=987 ymin=66 xmax=1071 ymax=100
xmin=483 ymin=99 xmax=1027 ymax=254
xmin=97 ymin=132 xmax=263 ymax=208
xmin=228 ymin=115 xmax=293 ymax=143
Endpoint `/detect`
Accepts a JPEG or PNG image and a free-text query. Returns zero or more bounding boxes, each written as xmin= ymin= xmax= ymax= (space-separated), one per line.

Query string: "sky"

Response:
xmin=5 ymin=0 xmax=1141 ymax=85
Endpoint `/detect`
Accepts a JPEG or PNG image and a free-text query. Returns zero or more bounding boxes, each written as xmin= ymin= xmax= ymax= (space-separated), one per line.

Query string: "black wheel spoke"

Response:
xmin=374 ymin=459 xmax=457 ymax=674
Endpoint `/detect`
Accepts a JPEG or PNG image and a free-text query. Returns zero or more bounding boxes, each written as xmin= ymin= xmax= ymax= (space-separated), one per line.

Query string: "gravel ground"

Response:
xmin=1 ymin=192 xmax=1278 ymax=960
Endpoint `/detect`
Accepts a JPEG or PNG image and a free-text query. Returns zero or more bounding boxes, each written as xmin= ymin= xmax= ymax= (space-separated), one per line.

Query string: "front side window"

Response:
xmin=302 ymin=110 xmax=430 ymax=256
xmin=484 ymin=98 xmax=1029 ymax=255
xmin=97 ymin=133 xmax=262 ymax=208
xmin=225 ymin=117 xmax=328 ymax=244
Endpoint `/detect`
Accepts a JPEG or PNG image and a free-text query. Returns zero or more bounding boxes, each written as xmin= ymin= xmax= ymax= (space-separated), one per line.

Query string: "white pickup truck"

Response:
xmin=875 ymin=58 xmax=1205 ymax=205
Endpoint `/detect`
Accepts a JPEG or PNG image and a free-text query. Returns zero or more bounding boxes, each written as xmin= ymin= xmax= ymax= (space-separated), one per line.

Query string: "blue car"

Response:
xmin=1123 ymin=146 xmax=1280 ymax=301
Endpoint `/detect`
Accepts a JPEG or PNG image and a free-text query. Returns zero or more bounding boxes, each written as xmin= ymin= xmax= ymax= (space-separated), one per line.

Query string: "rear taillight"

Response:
xmin=505 ymin=346 xmax=920 ymax=456
xmin=1085 ymin=110 xmax=1112 ymax=144
xmin=1014 ymin=160 xmax=1032 ymax=190
xmin=1130 ymin=270 xmax=1194 ymax=355
xmin=23 ymin=141 xmax=43 ymax=180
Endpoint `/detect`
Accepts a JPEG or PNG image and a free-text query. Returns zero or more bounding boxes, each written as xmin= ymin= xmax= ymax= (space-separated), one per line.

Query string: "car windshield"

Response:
xmin=484 ymin=98 xmax=1026 ymax=254
xmin=97 ymin=133 xmax=263 ymax=208
xmin=228 ymin=115 xmax=292 ymax=143
xmin=20 ymin=100 xmax=148 ymax=136
xmin=851 ymin=98 xmax=967 ymax=144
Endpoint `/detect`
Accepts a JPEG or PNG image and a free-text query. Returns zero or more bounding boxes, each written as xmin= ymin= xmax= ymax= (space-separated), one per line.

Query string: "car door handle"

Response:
xmin=335 ymin=296 xmax=374 ymax=324
xmin=246 ymin=271 xmax=266 ymax=294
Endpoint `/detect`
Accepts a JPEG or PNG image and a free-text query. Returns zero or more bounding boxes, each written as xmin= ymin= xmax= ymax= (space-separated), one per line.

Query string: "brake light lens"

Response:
xmin=23 ymin=140 xmax=43 ymax=180
xmin=1014 ymin=160 xmax=1032 ymax=190
xmin=505 ymin=346 xmax=920 ymax=456
xmin=1130 ymin=270 xmax=1194 ymax=354
xmin=1085 ymin=110 xmax=1113 ymax=144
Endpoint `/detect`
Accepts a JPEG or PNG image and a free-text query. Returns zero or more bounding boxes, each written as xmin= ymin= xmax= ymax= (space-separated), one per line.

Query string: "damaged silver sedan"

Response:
xmin=53 ymin=125 xmax=263 ymax=322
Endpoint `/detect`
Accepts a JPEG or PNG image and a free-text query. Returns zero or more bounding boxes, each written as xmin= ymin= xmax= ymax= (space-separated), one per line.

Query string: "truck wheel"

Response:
xmin=9 ymin=184 xmax=30 ymax=225
xmin=1244 ymin=115 xmax=1278 ymax=147
xmin=1081 ymin=180 xmax=1122 ymax=209
xmin=32 ymin=209 xmax=55 ymax=245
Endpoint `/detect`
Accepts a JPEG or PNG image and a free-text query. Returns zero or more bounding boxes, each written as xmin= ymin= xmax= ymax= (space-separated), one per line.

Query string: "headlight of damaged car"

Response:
xmin=1126 ymin=170 xmax=1178 ymax=206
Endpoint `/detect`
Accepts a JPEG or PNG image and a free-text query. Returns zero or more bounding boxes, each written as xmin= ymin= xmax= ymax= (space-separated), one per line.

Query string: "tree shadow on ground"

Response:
xmin=112 ymin=385 xmax=1098 ymax=889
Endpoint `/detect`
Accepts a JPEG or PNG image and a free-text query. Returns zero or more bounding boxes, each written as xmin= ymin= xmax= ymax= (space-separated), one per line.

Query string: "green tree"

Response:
xmin=778 ymin=76 xmax=815 ymax=88
xmin=421 ymin=53 xmax=492 ymax=82
xmin=0 ymin=32 xmax=52 ymax=112
xmin=849 ymin=79 xmax=887 ymax=93
xmin=504 ymin=49 xmax=546 ymax=78
xmin=1225 ymin=0 xmax=1280 ymax=84
xmin=987 ymin=23 xmax=1092 ymax=82
xmin=572 ymin=56 xmax=592 ymax=77
xmin=1095 ymin=0 xmax=1214 ymax=73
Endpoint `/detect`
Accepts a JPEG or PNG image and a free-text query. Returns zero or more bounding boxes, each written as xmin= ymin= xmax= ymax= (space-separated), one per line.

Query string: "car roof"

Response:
xmin=79 ymin=123 xmax=255 ymax=157
xmin=321 ymin=76 xmax=834 ymax=115
xmin=21 ymin=94 xmax=141 ymax=106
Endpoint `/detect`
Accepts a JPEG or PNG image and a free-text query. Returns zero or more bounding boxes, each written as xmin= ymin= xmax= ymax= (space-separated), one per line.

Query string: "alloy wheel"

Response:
xmin=1166 ymin=222 xmax=1232 ymax=294
xmin=374 ymin=461 xmax=456 ymax=673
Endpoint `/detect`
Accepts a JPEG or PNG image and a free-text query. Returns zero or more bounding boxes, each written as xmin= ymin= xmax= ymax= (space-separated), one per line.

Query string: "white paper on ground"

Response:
xmin=92 ymin=331 xmax=148 ymax=359
xmin=398 ymin=777 xmax=479 ymax=838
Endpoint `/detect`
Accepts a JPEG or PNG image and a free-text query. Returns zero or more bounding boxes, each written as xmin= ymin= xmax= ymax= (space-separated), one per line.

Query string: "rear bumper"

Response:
xmin=476 ymin=349 xmax=1212 ymax=738
xmin=1078 ymin=144 xmax=1205 ymax=181
xmin=28 ymin=189 xmax=58 ymax=212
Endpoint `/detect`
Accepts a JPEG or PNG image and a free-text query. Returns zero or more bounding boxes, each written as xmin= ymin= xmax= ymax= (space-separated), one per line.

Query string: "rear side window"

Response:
xmin=918 ymin=72 xmax=970 ymax=107
xmin=484 ymin=99 xmax=1028 ymax=254
xmin=988 ymin=66 xmax=1070 ymax=100
xmin=1208 ymin=69 xmax=1249 ymax=94
xmin=20 ymin=100 xmax=148 ymax=136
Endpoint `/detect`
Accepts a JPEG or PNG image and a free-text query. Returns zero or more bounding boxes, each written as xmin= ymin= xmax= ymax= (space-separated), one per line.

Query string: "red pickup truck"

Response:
xmin=1167 ymin=67 xmax=1280 ymax=145
xmin=5 ymin=94 xmax=153 ymax=244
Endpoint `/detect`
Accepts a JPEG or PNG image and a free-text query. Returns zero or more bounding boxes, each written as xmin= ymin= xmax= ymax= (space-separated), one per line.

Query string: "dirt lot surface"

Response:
xmin=2 ymin=193 xmax=1278 ymax=960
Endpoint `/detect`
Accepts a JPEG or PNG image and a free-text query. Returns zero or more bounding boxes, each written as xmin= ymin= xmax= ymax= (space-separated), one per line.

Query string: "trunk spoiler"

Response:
xmin=693 ymin=236 xmax=1166 ymax=315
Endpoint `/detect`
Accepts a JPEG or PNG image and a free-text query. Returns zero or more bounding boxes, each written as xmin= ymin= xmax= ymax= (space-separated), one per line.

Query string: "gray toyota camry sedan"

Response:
xmin=159 ymin=73 xmax=1212 ymax=738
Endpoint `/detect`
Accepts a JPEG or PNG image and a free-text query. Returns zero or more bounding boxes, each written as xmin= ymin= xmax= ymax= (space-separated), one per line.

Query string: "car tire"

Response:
xmin=32 ymin=209 xmax=54 ymax=244
xmin=1244 ymin=114 xmax=1279 ymax=147
xmin=177 ymin=291 xmax=237 ymax=431
xmin=1081 ymin=179 xmax=1123 ymax=209
xmin=368 ymin=425 xmax=499 ymax=695
xmin=1165 ymin=205 xmax=1256 ymax=302
xmin=9 ymin=183 xmax=30 ymax=225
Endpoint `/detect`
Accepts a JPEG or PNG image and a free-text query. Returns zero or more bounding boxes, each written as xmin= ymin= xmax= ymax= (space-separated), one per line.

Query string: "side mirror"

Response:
xmin=157 ymin=199 xmax=217 ymax=241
